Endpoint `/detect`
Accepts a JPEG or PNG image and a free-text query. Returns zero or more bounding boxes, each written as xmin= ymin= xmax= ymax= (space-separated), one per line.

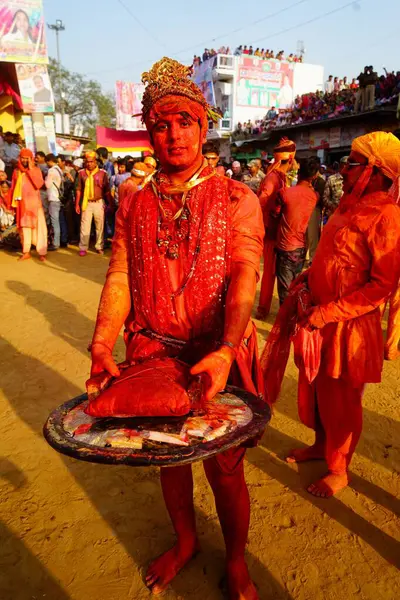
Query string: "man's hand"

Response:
xmin=299 ymin=306 xmax=325 ymax=331
xmin=190 ymin=346 xmax=236 ymax=402
xmin=91 ymin=342 xmax=121 ymax=377
xmin=75 ymin=203 xmax=81 ymax=215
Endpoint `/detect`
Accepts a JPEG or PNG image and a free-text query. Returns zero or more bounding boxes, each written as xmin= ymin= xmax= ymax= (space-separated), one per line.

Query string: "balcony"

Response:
xmin=207 ymin=118 xmax=233 ymax=138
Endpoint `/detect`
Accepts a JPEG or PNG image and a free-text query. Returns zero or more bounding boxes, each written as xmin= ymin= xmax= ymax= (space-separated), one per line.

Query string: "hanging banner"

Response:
xmin=115 ymin=81 xmax=145 ymax=131
xmin=329 ymin=126 xmax=341 ymax=148
xmin=16 ymin=63 xmax=54 ymax=112
xmin=44 ymin=114 xmax=57 ymax=154
xmin=22 ymin=115 xmax=35 ymax=153
xmin=192 ymin=57 xmax=216 ymax=107
xmin=236 ymin=56 xmax=295 ymax=109
xmin=56 ymin=137 xmax=83 ymax=157
xmin=0 ymin=0 xmax=48 ymax=64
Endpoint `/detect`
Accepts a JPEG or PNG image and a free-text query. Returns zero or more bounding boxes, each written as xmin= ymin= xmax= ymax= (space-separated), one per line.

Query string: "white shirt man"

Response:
xmin=45 ymin=154 xmax=65 ymax=249
xmin=45 ymin=161 xmax=63 ymax=202
xmin=325 ymin=76 xmax=334 ymax=94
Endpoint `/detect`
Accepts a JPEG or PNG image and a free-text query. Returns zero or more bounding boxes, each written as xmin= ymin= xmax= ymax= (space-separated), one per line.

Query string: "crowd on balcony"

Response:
xmin=192 ymin=46 xmax=302 ymax=68
xmin=233 ymin=46 xmax=303 ymax=62
xmin=232 ymin=66 xmax=400 ymax=140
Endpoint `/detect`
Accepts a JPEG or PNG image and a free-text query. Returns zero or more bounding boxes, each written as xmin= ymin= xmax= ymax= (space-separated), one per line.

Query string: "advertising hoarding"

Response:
xmin=16 ymin=63 xmax=54 ymax=113
xmin=236 ymin=56 xmax=295 ymax=110
xmin=0 ymin=0 xmax=48 ymax=64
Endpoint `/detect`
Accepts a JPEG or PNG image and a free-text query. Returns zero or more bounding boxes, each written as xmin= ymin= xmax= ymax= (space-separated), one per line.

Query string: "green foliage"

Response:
xmin=48 ymin=57 xmax=116 ymax=145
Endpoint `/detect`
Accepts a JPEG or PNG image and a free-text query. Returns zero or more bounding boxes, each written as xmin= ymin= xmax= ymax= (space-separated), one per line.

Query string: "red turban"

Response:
xmin=20 ymin=148 xmax=33 ymax=159
xmin=144 ymin=94 xmax=208 ymax=139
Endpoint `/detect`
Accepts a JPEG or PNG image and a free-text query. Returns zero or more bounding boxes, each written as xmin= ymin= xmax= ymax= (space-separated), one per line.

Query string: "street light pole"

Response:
xmin=48 ymin=20 xmax=66 ymax=133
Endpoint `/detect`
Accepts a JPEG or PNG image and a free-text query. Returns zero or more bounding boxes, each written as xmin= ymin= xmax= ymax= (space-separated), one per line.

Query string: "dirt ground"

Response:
xmin=0 ymin=246 xmax=399 ymax=600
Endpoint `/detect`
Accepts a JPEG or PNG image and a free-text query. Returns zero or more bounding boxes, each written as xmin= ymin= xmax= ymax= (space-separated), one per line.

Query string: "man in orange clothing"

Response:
xmin=118 ymin=161 xmax=152 ymax=205
xmin=275 ymin=158 xmax=319 ymax=305
xmin=10 ymin=148 xmax=47 ymax=261
xmin=385 ymin=288 xmax=400 ymax=360
xmin=256 ymin=137 xmax=296 ymax=319
xmin=89 ymin=58 xmax=264 ymax=598
xmin=275 ymin=132 xmax=400 ymax=498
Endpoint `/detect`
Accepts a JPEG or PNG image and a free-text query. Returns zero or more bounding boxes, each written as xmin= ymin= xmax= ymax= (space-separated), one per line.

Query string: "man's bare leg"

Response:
xmin=204 ymin=455 xmax=258 ymax=600
xmin=286 ymin=427 xmax=325 ymax=463
xmin=307 ymin=374 xmax=363 ymax=498
xmin=145 ymin=465 xmax=199 ymax=595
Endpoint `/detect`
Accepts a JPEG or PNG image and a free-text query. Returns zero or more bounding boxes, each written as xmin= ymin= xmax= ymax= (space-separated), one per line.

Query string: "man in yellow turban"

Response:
xmin=75 ymin=151 xmax=112 ymax=256
xmin=262 ymin=131 xmax=400 ymax=498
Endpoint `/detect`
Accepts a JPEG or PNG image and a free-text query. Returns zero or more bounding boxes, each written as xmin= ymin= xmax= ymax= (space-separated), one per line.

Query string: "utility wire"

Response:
xmin=85 ymin=0 xmax=362 ymax=78
xmin=115 ymin=0 xmax=166 ymax=48
xmin=172 ymin=0 xmax=311 ymax=57
xmin=251 ymin=0 xmax=362 ymax=45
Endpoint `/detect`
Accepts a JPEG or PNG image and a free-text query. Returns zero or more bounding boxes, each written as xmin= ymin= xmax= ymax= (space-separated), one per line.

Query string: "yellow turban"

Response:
xmin=352 ymin=132 xmax=400 ymax=182
xmin=351 ymin=132 xmax=400 ymax=200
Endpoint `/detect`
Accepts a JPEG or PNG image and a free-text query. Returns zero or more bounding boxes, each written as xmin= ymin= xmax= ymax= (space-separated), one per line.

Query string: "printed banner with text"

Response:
xmin=237 ymin=56 xmax=295 ymax=109
xmin=0 ymin=0 xmax=48 ymax=64
xmin=16 ymin=63 xmax=54 ymax=113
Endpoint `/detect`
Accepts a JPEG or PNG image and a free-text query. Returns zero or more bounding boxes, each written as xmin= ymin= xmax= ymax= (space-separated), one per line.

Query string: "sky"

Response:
xmin=44 ymin=0 xmax=398 ymax=94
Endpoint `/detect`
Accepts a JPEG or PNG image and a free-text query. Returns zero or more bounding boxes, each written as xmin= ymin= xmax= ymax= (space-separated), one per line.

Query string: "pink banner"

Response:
xmin=115 ymin=81 xmax=145 ymax=131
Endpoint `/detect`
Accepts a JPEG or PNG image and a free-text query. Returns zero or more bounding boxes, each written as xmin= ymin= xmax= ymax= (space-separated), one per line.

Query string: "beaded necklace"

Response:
xmin=152 ymin=164 xmax=214 ymax=261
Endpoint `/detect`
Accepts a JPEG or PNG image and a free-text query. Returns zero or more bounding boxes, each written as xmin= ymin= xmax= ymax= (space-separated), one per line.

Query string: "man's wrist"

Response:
xmin=218 ymin=341 xmax=238 ymax=362
xmin=91 ymin=338 xmax=113 ymax=353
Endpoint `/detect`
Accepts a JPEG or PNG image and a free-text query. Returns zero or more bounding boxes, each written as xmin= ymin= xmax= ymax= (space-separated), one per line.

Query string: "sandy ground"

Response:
xmin=0 ymin=245 xmax=399 ymax=600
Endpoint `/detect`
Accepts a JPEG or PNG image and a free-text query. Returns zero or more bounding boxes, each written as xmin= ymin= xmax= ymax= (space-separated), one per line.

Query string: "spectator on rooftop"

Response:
xmin=248 ymin=46 xmax=254 ymax=55
xmin=254 ymin=48 xmax=262 ymax=57
xmin=243 ymin=45 xmax=249 ymax=55
xmin=266 ymin=106 xmax=278 ymax=120
xmin=333 ymin=77 xmax=340 ymax=92
xmin=325 ymin=75 xmax=334 ymax=94
xmin=234 ymin=45 xmax=242 ymax=56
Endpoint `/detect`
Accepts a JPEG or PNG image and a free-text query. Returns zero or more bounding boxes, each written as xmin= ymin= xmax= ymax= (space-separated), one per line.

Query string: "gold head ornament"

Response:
xmin=141 ymin=57 xmax=221 ymax=123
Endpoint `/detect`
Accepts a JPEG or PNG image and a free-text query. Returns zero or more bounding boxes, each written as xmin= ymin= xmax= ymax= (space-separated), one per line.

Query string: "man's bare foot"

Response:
xmin=385 ymin=347 xmax=400 ymax=361
xmin=255 ymin=308 xmax=268 ymax=321
xmin=145 ymin=540 xmax=199 ymax=595
xmin=18 ymin=252 xmax=31 ymax=262
xmin=227 ymin=559 xmax=258 ymax=600
xmin=286 ymin=444 xmax=325 ymax=464
xmin=307 ymin=472 xmax=349 ymax=498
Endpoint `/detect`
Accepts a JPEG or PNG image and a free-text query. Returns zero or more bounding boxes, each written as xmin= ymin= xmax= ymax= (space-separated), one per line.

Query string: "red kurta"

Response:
xmin=300 ymin=191 xmax=400 ymax=473
xmin=108 ymin=170 xmax=265 ymax=396
xmin=308 ymin=191 xmax=400 ymax=385
xmin=11 ymin=166 xmax=44 ymax=229
xmin=257 ymin=170 xmax=286 ymax=316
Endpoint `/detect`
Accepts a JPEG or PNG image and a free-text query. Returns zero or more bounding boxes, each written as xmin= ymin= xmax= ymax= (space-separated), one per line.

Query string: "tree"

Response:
xmin=48 ymin=58 xmax=116 ymax=144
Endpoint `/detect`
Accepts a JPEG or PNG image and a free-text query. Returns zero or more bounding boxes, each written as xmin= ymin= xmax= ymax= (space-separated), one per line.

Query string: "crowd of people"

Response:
xmin=232 ymin=66 xmax=400 ymax=140
xmin=0 ymin=129 xmax=157 ymax=261
xmin=192 ymin=46 xmax=302 ymax=68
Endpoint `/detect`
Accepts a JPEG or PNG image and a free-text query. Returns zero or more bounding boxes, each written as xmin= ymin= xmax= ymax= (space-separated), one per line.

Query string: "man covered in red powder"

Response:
xmin=256 ymin=137 xmax=297 ymax=320
xmin=262 ymin=131 xmax=400 ymax=498
xmin=89 ymin=57 xmax=264 ymax=598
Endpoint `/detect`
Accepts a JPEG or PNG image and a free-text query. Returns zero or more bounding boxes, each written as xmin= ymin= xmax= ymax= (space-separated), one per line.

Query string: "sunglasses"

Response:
xmin=345 ymin=161 xmax=365 ymax=168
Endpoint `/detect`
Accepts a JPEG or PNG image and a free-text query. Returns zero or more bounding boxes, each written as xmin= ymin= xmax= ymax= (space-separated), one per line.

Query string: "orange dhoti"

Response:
xmin=385 ymin=284 xmax=400 ymax=360
xmin=298 ymin=369 xmax=364 ymax=474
